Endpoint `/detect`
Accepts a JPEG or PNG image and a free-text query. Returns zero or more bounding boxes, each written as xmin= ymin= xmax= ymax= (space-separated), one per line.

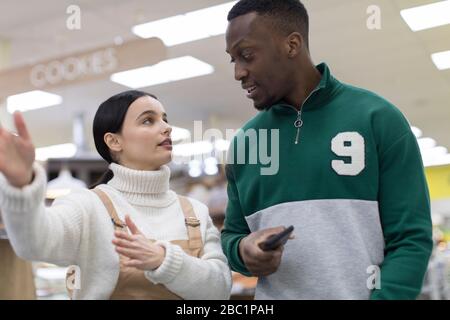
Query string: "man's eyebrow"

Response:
xmin=136 ymin=110 xmax=167 ymax=120
xmin=226 ymin=38 xmax=248 ymax=53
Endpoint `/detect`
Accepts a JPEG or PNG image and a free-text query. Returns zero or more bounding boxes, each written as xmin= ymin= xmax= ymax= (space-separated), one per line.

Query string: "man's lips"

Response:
xmin=242 ymin=84 xmax=257 ymax=93
xmin=243 ymin=85 xmax=258 ymax=99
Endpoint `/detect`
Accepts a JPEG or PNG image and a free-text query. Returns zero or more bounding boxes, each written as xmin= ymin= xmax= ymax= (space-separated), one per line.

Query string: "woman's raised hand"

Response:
xmin=0 ymin=112 xmax=35 ymax=188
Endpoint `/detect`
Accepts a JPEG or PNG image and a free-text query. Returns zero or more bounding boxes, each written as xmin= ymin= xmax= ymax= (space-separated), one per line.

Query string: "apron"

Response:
xmin=67 ymin=188 xmax=203 ymax=300
xmin=0 ymin=239 xmax=36 ymax=300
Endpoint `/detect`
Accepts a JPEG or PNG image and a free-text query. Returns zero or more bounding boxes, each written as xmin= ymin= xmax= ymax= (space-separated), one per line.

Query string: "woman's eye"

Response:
xmin=143 ymin=118 xmax=153 ymax=125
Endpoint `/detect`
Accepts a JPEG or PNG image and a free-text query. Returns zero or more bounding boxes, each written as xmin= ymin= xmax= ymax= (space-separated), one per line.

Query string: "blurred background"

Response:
xmin=0 ymin=0 xmax=450 ymax=300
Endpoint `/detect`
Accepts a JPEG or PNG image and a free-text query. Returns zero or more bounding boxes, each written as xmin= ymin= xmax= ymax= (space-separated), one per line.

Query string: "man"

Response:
xmin=221 ymin=0 xmax=432 ymax=300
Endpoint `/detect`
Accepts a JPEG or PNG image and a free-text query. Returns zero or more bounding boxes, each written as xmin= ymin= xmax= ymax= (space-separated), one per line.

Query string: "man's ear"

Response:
xmin=285 ymin=32 xmax=303 ymax=58
xmin=104 ymin=132 xmax=122 ymax=153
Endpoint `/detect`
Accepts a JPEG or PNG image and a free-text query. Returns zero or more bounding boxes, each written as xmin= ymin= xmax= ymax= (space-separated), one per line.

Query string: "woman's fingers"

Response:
xmin=123 ymin=259 xmax=142 ymax=268
xmin=13 ymin=111 xmax=31 ymax=141
xmin=115 ymin=246 xmax=142 ymax=260
xmin=125 ymin=215 xmax=142 ymax=235
xmin=114 ymin=230 xmax=137 ymax=242
xmin=112 ymin=238 xmax=137 ymax=249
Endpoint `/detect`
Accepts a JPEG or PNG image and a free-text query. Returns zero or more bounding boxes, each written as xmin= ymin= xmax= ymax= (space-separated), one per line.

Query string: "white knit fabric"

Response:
xmin=0 ymin=162 xmax=232 ymax=300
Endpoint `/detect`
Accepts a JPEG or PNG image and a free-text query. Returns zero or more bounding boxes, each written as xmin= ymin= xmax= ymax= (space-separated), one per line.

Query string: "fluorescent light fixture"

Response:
xmin=423 ymin=153 xmax=450 ymax=167
xmin=417 ymin=137 xmax=437 ymax=150
xmin=35 ymin=143 xmax=77 ymax=161
xmin=110 ymin=56 xmax=214 ymax=89
xmin=132 ymin=1 xmax=238 ymax=46
xmin=7 ymin=90 xmax=62 ymax=113
xmin=171 ymin=126 xmax=191 ymax=142
xmin=421 ymin=146 xmax=448 ymax=161
xmin=215 ymin=139 xmax=231 ymax=152
xmin=431 ymin=50 xmax=450 ymax=70
xmin=173 ymin=141 xmax=213 ymax=157
xmin=400 ymin=0 xmax=450 ymax=32
xmin=411 ymin=126 xmax=422 ymax=139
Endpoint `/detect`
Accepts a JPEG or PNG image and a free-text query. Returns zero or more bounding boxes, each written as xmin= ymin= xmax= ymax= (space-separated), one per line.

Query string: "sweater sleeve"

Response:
xmin=0 ymin=162 xmax=85 ymax=266
xmin=220 ymin=164 xmax=252 ymax=276
xmin=371 ymin=131 xmax=433 ymax=300
xmin=144 ymin=206 xmax=232 ymax=300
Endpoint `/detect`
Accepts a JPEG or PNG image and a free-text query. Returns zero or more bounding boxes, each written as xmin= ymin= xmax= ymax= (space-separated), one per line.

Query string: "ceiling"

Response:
xmin=0 ymin=0 xmax=449 ymax=151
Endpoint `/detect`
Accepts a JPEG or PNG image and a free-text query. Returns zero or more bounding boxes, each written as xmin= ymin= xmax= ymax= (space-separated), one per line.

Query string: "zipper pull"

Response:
xmin=294 ymin=110 xmax=303 ymax=145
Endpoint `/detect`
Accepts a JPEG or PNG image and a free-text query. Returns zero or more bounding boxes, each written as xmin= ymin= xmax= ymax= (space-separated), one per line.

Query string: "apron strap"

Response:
xmin=91 ymin=189 xmax=203 ymax=251
xmin=92 ymin=188 xmax=126 ymax=230
xmin=178 ymin=196 xmax=203 ymax=250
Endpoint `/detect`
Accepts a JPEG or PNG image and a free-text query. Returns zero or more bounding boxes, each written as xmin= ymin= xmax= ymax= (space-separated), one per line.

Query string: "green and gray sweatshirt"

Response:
xmin=221 ymin=63 xmax=433 ymax=300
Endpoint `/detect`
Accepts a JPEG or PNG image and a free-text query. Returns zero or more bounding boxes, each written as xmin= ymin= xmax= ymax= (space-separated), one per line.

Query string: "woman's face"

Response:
xmin=109 ymin=95 xmax=173 ymax=171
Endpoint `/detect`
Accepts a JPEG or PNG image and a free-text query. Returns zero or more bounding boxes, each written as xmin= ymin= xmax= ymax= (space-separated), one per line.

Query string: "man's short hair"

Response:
xmin=227 ymin=0 xmax=309 ymax=48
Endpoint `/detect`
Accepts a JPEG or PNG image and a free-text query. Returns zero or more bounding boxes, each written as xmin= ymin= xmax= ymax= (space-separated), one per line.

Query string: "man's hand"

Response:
xmin=239 ymin=226 xmax=287 ymax=277
xmin=112 ymin=215 xmax=166 ymax=271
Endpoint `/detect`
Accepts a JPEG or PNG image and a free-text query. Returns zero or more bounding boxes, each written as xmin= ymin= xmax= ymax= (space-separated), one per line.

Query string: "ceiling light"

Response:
xmin=35 ymin=143 xmax=77 ymax=161
xmin=7 ymin=90 xmax=62 ymax=113
xmin=215 ymin=139 xmax=231 ymax=151
xmin=417 ymin=137 xmax=437 ymax=150
xmin=431 ymin=50 xmax=450 ymax=70
xmin=173 ymin=141 xmax=213 ymax=157
xmin=411 ymin=126 xmax=422 ymax=138
xmin=110 ymin=56 xmax=214 ymax=89
xmin=423 ymin=154 xmax=450 ymax=167
xmin=171 ymin=126 xmax=191 ymax=142
xmin=132 ymin=1 xmax=238 ymax=46
xmin=400 ymin=0 xmax=450 ymax=32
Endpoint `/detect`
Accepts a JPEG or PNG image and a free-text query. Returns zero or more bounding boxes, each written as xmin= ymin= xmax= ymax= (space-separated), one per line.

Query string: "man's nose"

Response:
xmin=235 ymin=63 xmax=248 ymax=81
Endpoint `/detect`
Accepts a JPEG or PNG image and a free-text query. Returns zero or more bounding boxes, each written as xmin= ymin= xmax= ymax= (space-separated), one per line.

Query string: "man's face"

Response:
xmin=226 ymin=12 xmax=291 ymax=110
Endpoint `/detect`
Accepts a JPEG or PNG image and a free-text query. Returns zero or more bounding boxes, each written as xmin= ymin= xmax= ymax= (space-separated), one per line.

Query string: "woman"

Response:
xmin=0 ymin=90 xmax=232 ymax=299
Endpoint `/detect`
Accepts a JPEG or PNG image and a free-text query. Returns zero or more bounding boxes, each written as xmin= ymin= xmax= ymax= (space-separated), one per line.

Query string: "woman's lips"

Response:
xmin=158 ymin=139 xmax=172 ymax=150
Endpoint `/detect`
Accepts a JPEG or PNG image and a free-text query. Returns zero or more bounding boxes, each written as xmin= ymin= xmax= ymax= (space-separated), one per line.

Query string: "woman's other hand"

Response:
xmin=112 ymin=215 xmax=166 ymax=271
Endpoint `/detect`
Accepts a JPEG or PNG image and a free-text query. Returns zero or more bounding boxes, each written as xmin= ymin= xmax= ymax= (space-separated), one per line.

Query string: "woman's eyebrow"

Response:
xmin=136 ymin=110 xmax=167 ymax=120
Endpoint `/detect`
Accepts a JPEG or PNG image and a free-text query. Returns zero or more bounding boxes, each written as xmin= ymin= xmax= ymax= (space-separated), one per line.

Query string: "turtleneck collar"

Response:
xmin=106 ymin=163 xmax=176 ymax=207
xmin=271 ymin=62 xmax=342 ymax=113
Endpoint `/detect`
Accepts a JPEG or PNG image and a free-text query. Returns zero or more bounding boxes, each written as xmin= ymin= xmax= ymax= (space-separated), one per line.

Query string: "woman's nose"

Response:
xmin=163 ymin=123 xmax=172 ymax=136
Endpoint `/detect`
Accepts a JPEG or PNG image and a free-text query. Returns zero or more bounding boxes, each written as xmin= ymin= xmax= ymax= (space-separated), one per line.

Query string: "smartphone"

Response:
xmin=258 ymin=225 xmax=294 ymax=251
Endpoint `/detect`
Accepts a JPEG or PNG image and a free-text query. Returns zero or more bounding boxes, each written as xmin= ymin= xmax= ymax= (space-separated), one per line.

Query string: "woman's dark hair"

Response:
xmin=90 ymin=90 xmax=158 ymax=188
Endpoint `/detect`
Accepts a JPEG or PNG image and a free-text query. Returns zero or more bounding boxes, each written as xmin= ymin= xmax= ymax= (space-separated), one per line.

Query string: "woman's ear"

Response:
xmin=104 ymin=133 xmax=122 ymax=153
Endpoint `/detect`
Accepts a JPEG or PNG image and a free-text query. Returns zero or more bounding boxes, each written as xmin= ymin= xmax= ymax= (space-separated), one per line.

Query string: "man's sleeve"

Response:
xmin=221 ymin=163 xmax=252 ymax=276
xmin=371 ymin=130 xmax=433 ymax=299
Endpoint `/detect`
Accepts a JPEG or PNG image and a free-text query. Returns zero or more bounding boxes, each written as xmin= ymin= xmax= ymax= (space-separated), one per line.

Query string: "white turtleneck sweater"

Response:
xmin=0 ymin=162 xmax=232 ymax=300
